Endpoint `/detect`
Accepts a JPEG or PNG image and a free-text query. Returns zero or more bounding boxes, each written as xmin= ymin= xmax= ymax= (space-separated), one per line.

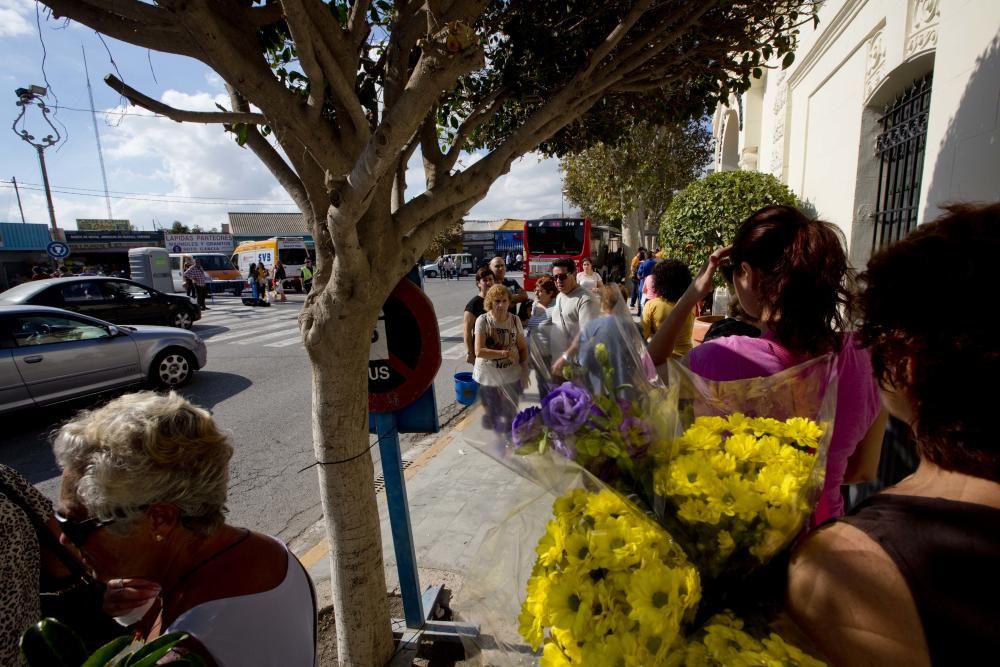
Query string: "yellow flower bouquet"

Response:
xmin=459 ymin=323 xmax=838 ymax=664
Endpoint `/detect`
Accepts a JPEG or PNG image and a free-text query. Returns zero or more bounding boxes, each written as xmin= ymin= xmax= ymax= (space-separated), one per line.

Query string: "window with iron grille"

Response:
xmin=872 ymin=74 xmax=933 ymax=252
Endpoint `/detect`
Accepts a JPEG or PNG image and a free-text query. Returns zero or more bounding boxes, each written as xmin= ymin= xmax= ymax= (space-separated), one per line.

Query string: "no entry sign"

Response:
xmin=368 ymin=277 xmax=442 ymax=413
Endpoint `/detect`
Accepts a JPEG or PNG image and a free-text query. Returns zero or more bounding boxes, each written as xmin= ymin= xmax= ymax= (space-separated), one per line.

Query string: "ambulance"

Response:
xmin=230 ymin=237 xmax=312 ymax=292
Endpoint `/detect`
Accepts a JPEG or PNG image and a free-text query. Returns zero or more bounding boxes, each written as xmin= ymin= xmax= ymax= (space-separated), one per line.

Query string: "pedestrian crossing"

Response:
xmin=192 ymin=303 xmax=469 ymax=357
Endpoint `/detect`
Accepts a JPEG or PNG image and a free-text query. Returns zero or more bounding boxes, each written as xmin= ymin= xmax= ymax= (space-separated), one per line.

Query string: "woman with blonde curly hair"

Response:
xmin=53 ymin=391 xmax=316 ymax=665
xmin=474 ymin=283 xmax=528 ymax=433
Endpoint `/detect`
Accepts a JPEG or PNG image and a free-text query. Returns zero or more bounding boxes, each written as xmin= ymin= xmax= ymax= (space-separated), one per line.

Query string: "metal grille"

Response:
xmin=872 ymin=74 xmax=932 ymax=252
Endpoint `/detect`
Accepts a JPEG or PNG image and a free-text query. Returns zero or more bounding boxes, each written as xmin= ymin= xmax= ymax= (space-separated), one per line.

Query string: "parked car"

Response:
xmin=421 ymin=253 xmax=474 ymax=278
xmin=0 ymin=277 xmax=201 ymax=329
xmin=0 ymin=305 xmax=207 ymax=415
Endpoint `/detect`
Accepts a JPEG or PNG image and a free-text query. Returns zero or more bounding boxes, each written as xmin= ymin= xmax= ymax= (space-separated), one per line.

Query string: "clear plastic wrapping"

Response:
xmin=456 ymin=299 xmax=835 ymax=665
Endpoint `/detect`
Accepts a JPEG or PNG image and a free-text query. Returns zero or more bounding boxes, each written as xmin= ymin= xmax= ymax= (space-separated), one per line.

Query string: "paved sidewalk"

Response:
xmin=296 ymin=406 xmax=541 ymax=612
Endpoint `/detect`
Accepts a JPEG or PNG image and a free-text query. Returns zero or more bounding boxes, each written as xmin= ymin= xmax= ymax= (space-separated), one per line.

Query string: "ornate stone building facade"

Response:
xmin=712 ymin=0 xmax=999 ymax=265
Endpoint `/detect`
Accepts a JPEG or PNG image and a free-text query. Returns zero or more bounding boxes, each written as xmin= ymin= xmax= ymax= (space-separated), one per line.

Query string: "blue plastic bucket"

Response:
xmin=454 ymin=372 xmax=479 ymax=406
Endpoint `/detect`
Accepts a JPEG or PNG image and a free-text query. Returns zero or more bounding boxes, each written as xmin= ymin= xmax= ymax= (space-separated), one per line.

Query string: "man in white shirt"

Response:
xmin=549 ymin=258 xmax=599 ymax=376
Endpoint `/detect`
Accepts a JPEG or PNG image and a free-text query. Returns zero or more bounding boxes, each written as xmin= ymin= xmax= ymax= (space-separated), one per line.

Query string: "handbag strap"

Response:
xmin=0 ymin=478 xmax=88 ymax=578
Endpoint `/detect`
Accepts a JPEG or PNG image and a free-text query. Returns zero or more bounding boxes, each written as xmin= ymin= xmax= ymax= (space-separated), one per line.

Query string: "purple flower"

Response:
xmin=511 ymin=406 xmax=543 ymax=447
xmin=620 ymin=416 xmax=653 ymax=458
xmin=551 ymin=434 xmax=577 ymax=460
xmin=541 ymin=382 xmax=594 ymax=435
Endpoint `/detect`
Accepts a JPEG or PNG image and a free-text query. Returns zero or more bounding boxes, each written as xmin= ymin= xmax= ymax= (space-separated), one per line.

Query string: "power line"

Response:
xmin=0 ymin=182 xmax=297 ymax=208
xmin=1 ymin=179 xmax=295 ymax=205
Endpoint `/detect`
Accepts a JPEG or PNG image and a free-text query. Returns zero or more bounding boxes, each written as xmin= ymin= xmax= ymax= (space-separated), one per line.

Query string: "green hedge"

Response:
xmin=659 ymin=171 xmax=800 ymax=282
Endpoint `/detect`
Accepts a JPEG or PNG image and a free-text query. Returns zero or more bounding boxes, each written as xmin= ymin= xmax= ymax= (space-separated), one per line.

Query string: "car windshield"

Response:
xmin=0 ymin=281 xmax=46 ymax=303
xmin=279 ymin=248 xmax=310 ymax=265
xmin=525 ymin=221 xmax=586 ymax=256
xmin=191 ymin=255 xmax=234 ymax=270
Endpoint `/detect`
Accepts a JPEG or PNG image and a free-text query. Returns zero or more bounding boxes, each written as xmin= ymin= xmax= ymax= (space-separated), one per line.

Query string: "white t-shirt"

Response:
xmin=473 ymin=312 xmax=523 ymax=386
xmin=551 ymin=286 xmax=600 ymax=354
xmin=576 ymin=272 xmax=603 ymax=290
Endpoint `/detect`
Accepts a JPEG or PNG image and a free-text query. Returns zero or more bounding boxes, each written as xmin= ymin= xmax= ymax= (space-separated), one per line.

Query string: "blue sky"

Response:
xmin=0 ymin=1 xmax=571 ymax=231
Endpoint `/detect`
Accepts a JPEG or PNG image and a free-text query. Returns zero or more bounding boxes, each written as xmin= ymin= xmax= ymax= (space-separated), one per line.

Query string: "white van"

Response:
xmin=231 ymin=237 xmax=311 ymax=292
xmin=169 ymin=253 xmax=244 ymax=296
xmin=421 ymin=253 xmax=474 ymax=278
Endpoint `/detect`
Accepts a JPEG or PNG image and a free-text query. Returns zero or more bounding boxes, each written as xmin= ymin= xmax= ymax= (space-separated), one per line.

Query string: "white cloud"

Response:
xmin=0 ymin=0 xmax=34 ymax=38
xmin=469 ymin=153 xmax=567 ymax=219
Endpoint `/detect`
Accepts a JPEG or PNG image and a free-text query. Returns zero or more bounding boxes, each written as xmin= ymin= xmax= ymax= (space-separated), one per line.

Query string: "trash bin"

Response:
xmin=454 ymin=372 xmax=479 ymax=406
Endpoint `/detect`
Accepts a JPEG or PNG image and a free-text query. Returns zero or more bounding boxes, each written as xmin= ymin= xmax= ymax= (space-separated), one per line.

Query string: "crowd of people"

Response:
xmin=2 ymin=204 xmax=997 ymax=665
xmin=464 ymin=203 xmax=999 ymax=663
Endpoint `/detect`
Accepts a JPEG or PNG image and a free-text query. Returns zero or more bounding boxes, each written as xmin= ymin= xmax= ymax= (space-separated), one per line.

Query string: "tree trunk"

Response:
xmin=622 ymin=207 xmax=645 ymax=259
xmin=307 ymin=298 xmax=394 ymax=667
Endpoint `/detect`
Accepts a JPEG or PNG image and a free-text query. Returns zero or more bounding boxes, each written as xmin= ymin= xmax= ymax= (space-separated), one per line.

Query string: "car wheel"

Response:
xmin=426 ymin=270 xmax=437 ymax=278
xmin=150 ymin=348 xmax=195 ymax=388
xmin=173 ymin=308 xmax=195 ymax=329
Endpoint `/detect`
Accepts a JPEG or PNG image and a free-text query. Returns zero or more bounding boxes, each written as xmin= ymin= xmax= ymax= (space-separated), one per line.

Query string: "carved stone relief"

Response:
xmin=864 ymin=30 xmax=887 ymax=99
xmin=906 ymin=0 xmax=940 ymax=58
xmin=770 ymin=70 xmax=787 ymax=178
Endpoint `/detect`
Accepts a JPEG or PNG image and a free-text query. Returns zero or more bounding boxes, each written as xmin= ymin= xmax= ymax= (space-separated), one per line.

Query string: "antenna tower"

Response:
xmin=82 ymin=45 xmax=114 ymax=220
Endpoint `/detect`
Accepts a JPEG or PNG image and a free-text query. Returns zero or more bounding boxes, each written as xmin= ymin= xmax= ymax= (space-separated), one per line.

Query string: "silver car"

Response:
xmin=0 ymin=304 xmax=207 ymax=416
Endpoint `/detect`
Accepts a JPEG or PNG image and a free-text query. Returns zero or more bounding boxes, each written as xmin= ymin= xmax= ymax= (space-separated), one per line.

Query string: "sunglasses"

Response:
xmin=552 ymin=273 xmax=572 ymax=282
xmin=54 ymin=509 xmax=119 ymax=547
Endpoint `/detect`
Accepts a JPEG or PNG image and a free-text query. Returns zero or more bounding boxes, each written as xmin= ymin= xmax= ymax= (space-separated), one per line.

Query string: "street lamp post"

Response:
xmin=12 ymin=85 xmax=61 ymax=239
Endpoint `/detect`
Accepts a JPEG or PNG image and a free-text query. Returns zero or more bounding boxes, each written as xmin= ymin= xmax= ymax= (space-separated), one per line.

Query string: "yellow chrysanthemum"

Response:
xmin=724 ymin=431 xmax=761 ymax=460
xmin=535 ymin=520 xmax=567 ymax=568
xmin=626 ymin=562 xmax=690 ymax=638
xmin=679 ymin=424 xmax=723 ymax=452
xmin=784 ymin=416 xmax=825 ymax=449
xmin=553 ymin=488 xmax=590 ymax=520
xmin=546 ymin=571 xmax=595 ymax=636
xmin=761 ymin=633 xmax=828 ymax=667
xmin=539 ymin=640 xmax=572 ymax=667
xmin=586 ymin=489 xmax=626 ymax=521
xmin=677 ymin=498 xmax=723 ymax=525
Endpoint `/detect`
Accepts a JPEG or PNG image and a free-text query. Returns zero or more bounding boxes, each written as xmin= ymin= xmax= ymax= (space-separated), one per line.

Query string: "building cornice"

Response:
xmin=787 ymin=0 xmax=870 ymax=89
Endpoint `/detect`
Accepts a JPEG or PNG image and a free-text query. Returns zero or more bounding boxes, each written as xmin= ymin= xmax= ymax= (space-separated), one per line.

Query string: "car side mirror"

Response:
xmin=108 ymin=325 xmax=120 ymax=337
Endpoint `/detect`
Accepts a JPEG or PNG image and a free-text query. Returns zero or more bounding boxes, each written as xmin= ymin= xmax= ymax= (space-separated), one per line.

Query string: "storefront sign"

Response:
xmin=76 ymin=219 xmax=132 ymax=231
xmin=65 ymin=230 xmax=163 ymax=250
xmin=163 ymin=233 xmax=235 ymax=253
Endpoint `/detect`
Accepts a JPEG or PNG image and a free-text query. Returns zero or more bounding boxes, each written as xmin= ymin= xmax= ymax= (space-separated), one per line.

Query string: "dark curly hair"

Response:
xmin=730 ymin=205 xmax=853 ymax=357
xmin=651 ymin=259 xmax=692 ymax=302
xmin=858 ymin=203 xmax=1000 ymax=482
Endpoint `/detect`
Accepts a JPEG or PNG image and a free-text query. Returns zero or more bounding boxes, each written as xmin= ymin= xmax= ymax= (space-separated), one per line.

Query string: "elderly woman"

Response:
xmin=787 ymin=204 xmax=1000 ymax=665
xmin=53 ymin=391 xmax=316 ymax=666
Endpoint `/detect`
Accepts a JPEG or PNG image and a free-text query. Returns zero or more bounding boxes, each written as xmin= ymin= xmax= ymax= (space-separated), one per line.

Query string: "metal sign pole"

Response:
xmin=374 ymin=410 xmax=424 ymax=628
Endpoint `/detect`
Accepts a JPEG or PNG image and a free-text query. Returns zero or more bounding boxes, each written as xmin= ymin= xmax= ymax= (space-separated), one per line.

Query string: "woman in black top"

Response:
xmin=787 ymin=204 xmax=1000 ymax=665
xmin=462 ymin=267 xmax=495 ymax=364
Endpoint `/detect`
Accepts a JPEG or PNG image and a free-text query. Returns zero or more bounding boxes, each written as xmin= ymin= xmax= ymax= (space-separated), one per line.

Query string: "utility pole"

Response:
xmin=12 ymin=85 xmax=61 ymax=239
xmin=11 ymin=176 xmax=26 ymax=223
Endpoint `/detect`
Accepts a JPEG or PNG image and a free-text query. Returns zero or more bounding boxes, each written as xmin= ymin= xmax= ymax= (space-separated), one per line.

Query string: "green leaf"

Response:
xmin=782 ymin=51 xmax=796 ymax=70
xmin=82 ymin=636 xmax=134 ymax=667
xmin=752 ymin=67 xmax=762 ymax=79
xmin=236 ymin=124 xmax=249 ymax=147
xmin=19 ymin=619 xmax=87 ymax=667
xmin=122 ymin=632 xmax=190 ymax=667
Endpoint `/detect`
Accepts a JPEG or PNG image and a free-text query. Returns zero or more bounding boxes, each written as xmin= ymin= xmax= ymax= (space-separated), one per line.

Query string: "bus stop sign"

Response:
xmin=368 ymin=277 xmax=441 ymax=413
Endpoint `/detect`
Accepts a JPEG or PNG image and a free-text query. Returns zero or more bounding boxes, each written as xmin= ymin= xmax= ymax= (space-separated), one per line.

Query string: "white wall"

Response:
xmin=920 ymin=0 xmax=1000 ymax=221
xmin=712 ymin=0 xmax=1000 ymax=264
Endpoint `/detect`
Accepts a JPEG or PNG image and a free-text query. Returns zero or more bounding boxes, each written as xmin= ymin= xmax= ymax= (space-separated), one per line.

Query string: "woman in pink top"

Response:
xmin=649 ymin=205 xmax=887 ymax=525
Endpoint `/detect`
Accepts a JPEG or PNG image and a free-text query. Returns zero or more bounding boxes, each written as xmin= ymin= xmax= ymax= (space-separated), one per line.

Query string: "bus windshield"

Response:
xmin=279 ymin=248 xmax=310 ymax=265
xmin=525 ymin=219 xmax=586 ymax=256
xmin=192 ymin=254 xmax=236 ymax=270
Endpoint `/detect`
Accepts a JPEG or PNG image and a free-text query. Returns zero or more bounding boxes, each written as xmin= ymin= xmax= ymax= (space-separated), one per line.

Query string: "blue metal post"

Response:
xmin=374 ymin=411 xmax=425 ymax=627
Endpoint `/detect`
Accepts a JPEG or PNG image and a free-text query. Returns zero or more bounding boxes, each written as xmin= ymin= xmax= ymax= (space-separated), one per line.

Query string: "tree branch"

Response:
xmin=41 ymin=0 xmax=196 ymax=57
xmin=227 ymin=84 xmax=310 ymax=213
xmin=581 ymin=0 xmax=653 ymax=79
xmin=347 ymin=0 xmax=373 ymax=53
xmin=104 ymin=74 xmax=266 ymax=124
xmin=282 ymin=0 xmax=328 ymax=123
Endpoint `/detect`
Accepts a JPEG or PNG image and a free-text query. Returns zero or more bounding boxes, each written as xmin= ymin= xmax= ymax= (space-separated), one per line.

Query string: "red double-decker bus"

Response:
xmin=522 ymin=218 xmax=619 ymax=290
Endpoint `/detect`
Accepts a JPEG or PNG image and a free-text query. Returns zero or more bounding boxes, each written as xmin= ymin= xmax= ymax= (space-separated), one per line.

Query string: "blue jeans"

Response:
xmin=630 ymin=279 xmax=640 ymax=307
